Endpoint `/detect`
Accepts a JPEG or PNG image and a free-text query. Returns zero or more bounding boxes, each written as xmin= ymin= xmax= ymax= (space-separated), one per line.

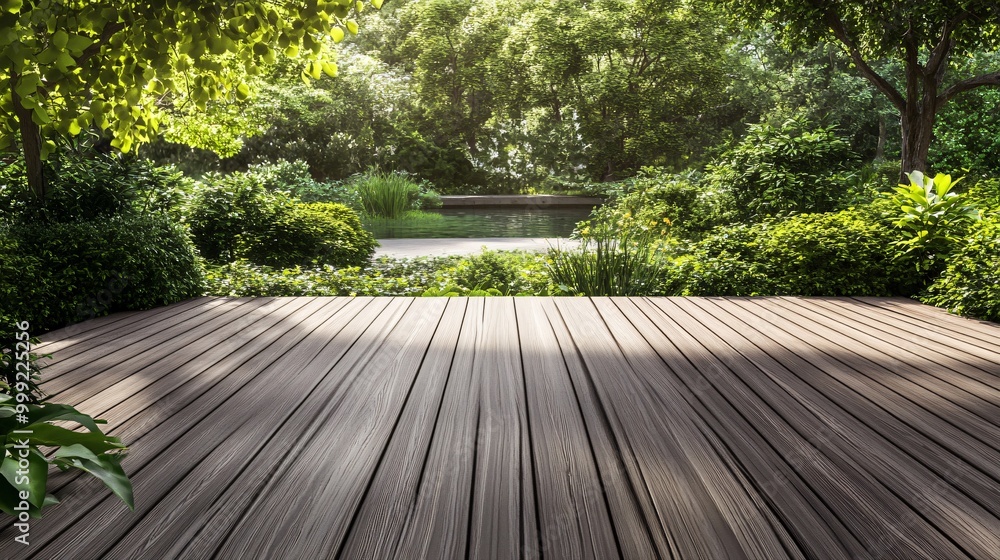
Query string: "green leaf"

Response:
xmin=3 ymin=0 xmax=21 ymax=14
xmin=346 ymin=20 xmax=359 ymax=35
xmin=55 ymin=448 xmax=133 ymax=510
xmin=371 ymin=0 xmax=383 ymax=8
xmin=52 ymin=30 xmax=69 ymax=49
xmin=26 ymin=423 xmax=124 ymax=454
xmin=1 ymin=449 xmax=49 ymax=509
xmin=330 ymin=27 xmax=344 ymax=43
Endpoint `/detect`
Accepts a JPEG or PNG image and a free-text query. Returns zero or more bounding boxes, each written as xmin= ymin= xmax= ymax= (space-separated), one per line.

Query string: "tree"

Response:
xmin=0 ymin=0 xmax=378 ymax=198
xmin=722 ymin=1 xmax=1000 ymax=177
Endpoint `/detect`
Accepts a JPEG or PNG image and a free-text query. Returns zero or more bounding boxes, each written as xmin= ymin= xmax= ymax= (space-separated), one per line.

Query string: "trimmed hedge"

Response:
xmin=682 ymin=209 xmax=917 ymax=296
xmin=0 ymin=214 xmax=204 ymax=335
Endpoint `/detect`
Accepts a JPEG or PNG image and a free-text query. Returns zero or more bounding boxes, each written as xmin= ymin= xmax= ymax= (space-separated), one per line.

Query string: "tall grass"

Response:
xmin=355 ymin=172 xmax=419 ymax=219
xmin=546 ymin=220 xmax=669 ymax=296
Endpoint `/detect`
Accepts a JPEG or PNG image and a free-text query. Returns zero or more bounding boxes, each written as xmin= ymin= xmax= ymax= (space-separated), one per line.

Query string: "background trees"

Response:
xmin=719 ymin=0 xmax=1000 ymax=177
xmin=0 ymin=0 xmax=373 ymax=197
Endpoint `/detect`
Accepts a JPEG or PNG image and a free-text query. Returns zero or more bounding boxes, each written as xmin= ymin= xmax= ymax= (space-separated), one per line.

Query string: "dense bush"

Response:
xmin=186 ymin=171 xmax=375 ymax=268
xmin=205 ymin=257 xmax=459 ymax=297
xmin=707 ymin=115 xmax=855 ymax=221
xmin=239 ymin=202 xmax=377 ymax=268
xmin=1 ymin=214 xmax=205 ymax=334
xmin=589 ymin=168 xmax=735 ymax=240
xmin=245 ymin=159 xmax=361 ymax=208
xmin=922 ymin=216 xmax=1000 ymax=322
xmin=682 ymin=209 xmax=917 ymax=296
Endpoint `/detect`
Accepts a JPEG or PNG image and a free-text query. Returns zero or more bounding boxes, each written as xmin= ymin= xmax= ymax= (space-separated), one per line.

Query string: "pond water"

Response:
xmin=366 ymin=206 xmax=595 ymax=239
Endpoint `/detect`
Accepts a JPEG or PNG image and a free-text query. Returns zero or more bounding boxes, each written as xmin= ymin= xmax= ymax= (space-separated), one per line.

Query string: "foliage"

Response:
xmin=185 ymin=170 xmax=375 ymax=268
xmin=1 ymin=0 xmax=380 ymax=196
xmin=242 ymin=159 xmax=361 ymax=208
xmin=716 ymin=0 xmax=1000 ymax=175
xmin=205 ymin=252 xmax=553 ymax=297
xmin=547 ymin=217 xmax=671 ymax=296
xmin=682 ymin=209 xmax=917 ymax=296
xmin=0 ymin=392 xmax=133 ymax=518
xmin=439 ymin=250 xmax=550 ymax=295
xmin=886 ymin=171 xmax=980 ymax=273
xmin=0 ymin=153 xmax=185 ymax=223
xmin=706 ymin=115 xmax=854 ymax=221
xmin=186 ymin=171 xmax=294 ymax=262
xmin=239 ymin=202 xmax=376 ymax=268
xmin=589 ymin=168 xmax=735 ymax=240
xmin=0 ymin=214 xmax=205 ymax=334
xmin=355 ymin=171 xmax=420 ymax=218
xmin=922 ymin=216 xmax=1000 ymax=322
xmin=205 ymin=256 xmax=458 ymax=297
xmin=929 ymin=53 xmax=1000 ymax=177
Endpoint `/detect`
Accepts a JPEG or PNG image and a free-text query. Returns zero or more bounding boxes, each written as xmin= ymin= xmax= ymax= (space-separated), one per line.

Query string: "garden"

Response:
xmin=1 ymin=0 xmax=999 ymax=522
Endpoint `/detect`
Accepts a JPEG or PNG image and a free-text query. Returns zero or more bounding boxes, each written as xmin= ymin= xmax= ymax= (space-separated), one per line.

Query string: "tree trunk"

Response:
xmin=898 ymin=101 xmax=936 ymax=182
xmin=10 ymin=78 xmax=47 ymax=199
xmin=874 ymin=115 xmax=886 ymax=162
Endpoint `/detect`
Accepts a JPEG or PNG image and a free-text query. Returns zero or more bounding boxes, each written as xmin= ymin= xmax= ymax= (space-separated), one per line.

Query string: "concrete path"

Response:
xmin=374 ymin=237 xmax=581 ymax=258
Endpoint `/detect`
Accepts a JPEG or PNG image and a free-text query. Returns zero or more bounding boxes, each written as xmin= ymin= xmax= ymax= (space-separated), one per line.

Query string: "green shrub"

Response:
xmin=707 ymin=115 xmax=855 ymax=221
xmin=885 ymin=171 xmax=980 ymax=275
xmin=186 ymin=172 xmax=295 ymax=261
xmin=0 ymin=391 xmax=134 ymax=518
xmin=245 ymin=159 xmax=362 ymax=208
xmin=922 ymin=216 xmax=1000 ymax=322
xmin=0 ymin=214 xmax=205 ymax=334
xmin=239 ymin=202 xmax=376 ymax=268
xmin=590 ymin=168 xmax=734 ymax=240
xmin=683 ymin=209 xmax=916 ymax=296
xmin=439 ymin=251 xmax=551 ymax=295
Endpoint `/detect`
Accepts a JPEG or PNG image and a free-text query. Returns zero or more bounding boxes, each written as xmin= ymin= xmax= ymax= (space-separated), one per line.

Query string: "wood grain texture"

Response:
xmin=2 ymin=296 xmax=999 ymax=560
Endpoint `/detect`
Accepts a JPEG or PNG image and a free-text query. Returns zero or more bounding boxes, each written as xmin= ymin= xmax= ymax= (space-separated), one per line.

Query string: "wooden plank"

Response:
xmin=758 ymin=298 xmax=1000 ymax=436
xmin=93 ymin=297 xmax=403 ymax=560
xmin=539 ymin=298 xmax=661 ymax=559
xmin=35 ymin=297 xmax=218 ymax=356
xmin=36 ymin=297 xmax=214 ymax=349
xmin=0 ymin=297 xmax=331 ymax=538
xmin=44 ymin=297 xmax=280 ymax=402
xmin=335 ymin=298 xmax=468 ymax=559
xmin=719 ymin=298 xmax=1000 ymax=485
xmin=201 ymin=298 xmax=444 ymax=559
xmin=68 ymin=297 xmax=308 ymax=421
xmin=513 ymin=297 xmax=618 ymax=560
xmin=393 ymin=298 xmax=485 ymax=558
xmin=623 ymin=297 xmax=859 ymax=559
xmin=848 ymin=297 xmax=1000 ymax=352
xmin=468 ymin=297 xmax=537 ymax=560
xmin=37 ymin=297 xmax=238 ymax=384
xmin=0 ymin=297 xmax=370 ymax=557
xmin=598 ymin=297 xmax=808 ymax=560
xmin=658 ymin=297 xmax=1000 ymax=557
xmin=555 ymin=297 xmax=757 ymax=559
xmin=853 ymin=297 xmax=1000 ymax=344
xmin=799 ymin=297 xmax=1000 ymax=391
xmin=689 ymin=298 xmax=1000 ymax=518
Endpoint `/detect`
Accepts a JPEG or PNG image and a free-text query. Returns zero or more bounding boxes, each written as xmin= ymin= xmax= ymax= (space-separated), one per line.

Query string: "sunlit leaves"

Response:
xmin=1 ymin=0 xmax=377 ymax=158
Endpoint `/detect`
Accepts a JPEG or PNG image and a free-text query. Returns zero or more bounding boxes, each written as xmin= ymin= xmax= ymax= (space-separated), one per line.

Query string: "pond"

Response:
xmin=365 ymin=206 xmax=595 ymax=238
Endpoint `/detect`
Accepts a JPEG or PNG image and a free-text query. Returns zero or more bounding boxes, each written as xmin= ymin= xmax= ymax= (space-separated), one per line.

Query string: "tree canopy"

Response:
xmin=1 ymin=0 xmax=377 ymax=196
xmin=720 ymin=0 xmax=1000 ymax=176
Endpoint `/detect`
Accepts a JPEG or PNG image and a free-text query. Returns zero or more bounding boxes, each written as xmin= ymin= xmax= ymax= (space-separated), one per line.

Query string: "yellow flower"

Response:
xmin=663 ymin=217 xmax=672 ymax=225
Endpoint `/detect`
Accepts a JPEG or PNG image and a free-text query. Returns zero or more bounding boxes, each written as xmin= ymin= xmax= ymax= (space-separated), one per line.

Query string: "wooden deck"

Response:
xmin=2 ymin=296 xmax=1000 ymax=559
